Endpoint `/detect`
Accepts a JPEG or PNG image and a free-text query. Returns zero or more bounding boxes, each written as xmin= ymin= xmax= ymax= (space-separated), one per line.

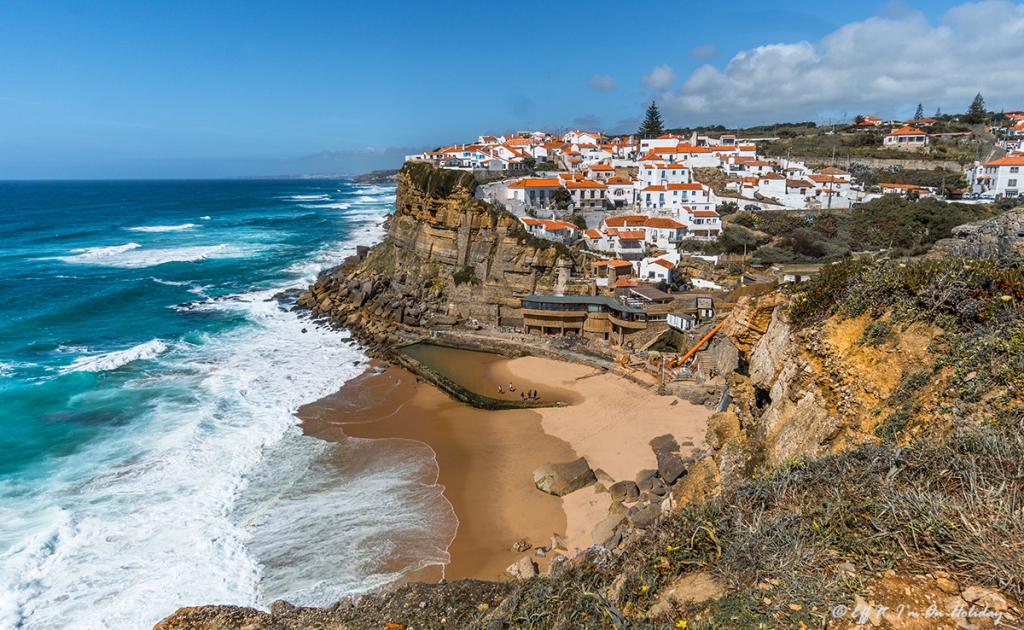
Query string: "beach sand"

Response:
xmin=298 ymin=350 xmax=710 ymax=583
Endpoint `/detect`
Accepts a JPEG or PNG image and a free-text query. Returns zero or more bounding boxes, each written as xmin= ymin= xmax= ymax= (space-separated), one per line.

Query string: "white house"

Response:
xmin=683 ymin=209 xmax=721 ymax=240
xmin=519 ymin=218 xmax=577 ymax=242
xmin=667 ymin=312 xmax=698 ymax=332
xmin=507 ymin=178 xmax=563 ymax=207
xmin=639 ymin=252 xmax=681 ymax=281
xmin=638 ymin=162 xmax=691 ymax=188
xmin=884 ymin=126 xmax=929 ymax=149
xmin=640 ymin=183 xmax=709 ymax=213
xmin=605 ymin=176 xmax=637 ymax=208
xmin=565 ymin=180 xmax=607 ymax=209
xmin=564 ymin=130 xmax=605 ymax=145
xmin=638 ymin=134 xmax=683 ymax=154
xmin=587 ymin=164 xmax=616 ymax=181
xmin=643 ymin=217 xmax=688 ymax=250
xmin=969 ymin=156 xmax=1024 ymax=198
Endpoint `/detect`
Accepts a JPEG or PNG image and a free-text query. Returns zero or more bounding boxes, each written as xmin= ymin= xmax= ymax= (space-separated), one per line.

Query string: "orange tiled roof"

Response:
xmin=617 ymin=230 xmax=646 ymax=240
xmin=644 ymin=217 xmax=687 ymax=228
xmin=984 ymin=156 xmax=1024 ymax=166
xmin=888 ymin=126 xmax=926 ymax=136
xmin=604 ymin=215 xmax=648 ymax=227
xmin=507 ymin=178 xmax=562 ymax=188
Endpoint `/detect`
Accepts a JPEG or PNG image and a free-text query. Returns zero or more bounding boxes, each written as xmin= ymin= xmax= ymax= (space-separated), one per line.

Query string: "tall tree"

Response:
xmin=964 ymin=93 xmax=987 ymax=124
xmin=638 ymin=102 xmax=665 ymax=138
xmin=914 ymin=103 xmax=924 ymax=120
xmin=935 ymin=107 xmax=942 ymax=118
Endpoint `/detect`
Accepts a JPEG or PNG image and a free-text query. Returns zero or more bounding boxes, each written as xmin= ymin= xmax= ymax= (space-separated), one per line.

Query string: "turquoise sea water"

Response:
xmin=0 ymin=181 xmax=456 ymax=629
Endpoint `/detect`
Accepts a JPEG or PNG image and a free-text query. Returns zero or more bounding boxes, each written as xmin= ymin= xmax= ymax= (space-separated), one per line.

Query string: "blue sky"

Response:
xmin=2 ymin=0 xmax=1022 ymax=178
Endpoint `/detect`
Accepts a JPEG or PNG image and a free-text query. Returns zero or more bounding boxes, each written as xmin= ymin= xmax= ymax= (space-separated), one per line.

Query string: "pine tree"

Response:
xmin=638 ymin=102 xmax=665 ymax=138
xmin=915 ymin=103 xmax=924 ymax=120
xmin=964 ymin=93 xmax=987 ymax=124
xmin=935 ymin=107 xmax=942 ymax=118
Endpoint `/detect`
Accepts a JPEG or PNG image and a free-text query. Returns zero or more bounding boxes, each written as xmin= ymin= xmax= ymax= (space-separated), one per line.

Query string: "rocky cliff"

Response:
xmin=694 ymin=209 xmax=1024 ymax=493
xmin=701 ymin=292 xmax=942 ymax=488
xmin=929 ymin=208 xmax=1024 ymax=259
xmin=296 ymin=163 xmax=573 ymax=350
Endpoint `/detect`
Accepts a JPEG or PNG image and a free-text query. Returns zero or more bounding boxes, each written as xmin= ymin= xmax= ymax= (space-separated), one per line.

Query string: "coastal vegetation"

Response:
xmin=683 ymin=196 xmax=1005 ymax=263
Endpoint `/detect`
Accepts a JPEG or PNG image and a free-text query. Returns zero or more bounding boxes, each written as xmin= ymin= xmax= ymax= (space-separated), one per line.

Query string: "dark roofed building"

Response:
xmin=519 ymin=295 xmax=648 ymax=344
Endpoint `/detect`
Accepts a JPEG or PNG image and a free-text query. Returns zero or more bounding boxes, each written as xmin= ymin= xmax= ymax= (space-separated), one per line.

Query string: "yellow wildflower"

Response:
xmin=1002 ymin=295 xmax=1013 ymax=302
xmin=641 ymin=585 xmax=649 ymax=592
xmin=676 ymin=621 xmax=688 ymax=629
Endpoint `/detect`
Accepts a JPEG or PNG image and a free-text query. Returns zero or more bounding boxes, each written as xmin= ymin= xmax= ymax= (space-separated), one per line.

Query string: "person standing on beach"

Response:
xmin=498 ymin=385 xmax=503 ymax=395
xmin=509 ymin=382 xmax=515 ymax=392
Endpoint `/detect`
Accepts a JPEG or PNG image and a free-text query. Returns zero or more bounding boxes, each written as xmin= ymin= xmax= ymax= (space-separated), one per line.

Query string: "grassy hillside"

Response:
xmin=685 ymin=197 xmax=1006 ymax=264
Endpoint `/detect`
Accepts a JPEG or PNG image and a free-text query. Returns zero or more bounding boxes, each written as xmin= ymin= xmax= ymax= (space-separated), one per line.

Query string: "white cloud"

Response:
xmin=585 ymin=73 xmax=618 ymax=92
xmin=660 ymin=1 xmax=1024 ymax=126
xmin=689 ymin=44 xmax=721 ymax=60
xmin=640 ymin=64 xmax=678 ymax=91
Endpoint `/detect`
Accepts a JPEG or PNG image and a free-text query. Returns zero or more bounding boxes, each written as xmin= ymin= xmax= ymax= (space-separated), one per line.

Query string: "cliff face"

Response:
xmin=704 ymin=291 xmax=942 ymax=487
xmin=296 ymin=163 xmax=571 ymax=349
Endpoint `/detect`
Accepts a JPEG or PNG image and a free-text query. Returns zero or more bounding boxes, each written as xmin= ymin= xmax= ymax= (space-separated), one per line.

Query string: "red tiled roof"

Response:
xmin=652 ymin=259 xmax=675 ymax=269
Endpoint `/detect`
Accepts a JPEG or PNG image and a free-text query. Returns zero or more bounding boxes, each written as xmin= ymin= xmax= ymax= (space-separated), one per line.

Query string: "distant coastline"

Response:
xmin=237 ymin=168 xmax=400 ymax=184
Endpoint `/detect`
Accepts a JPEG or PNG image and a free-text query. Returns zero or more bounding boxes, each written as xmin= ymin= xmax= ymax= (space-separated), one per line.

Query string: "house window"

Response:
xmin=1012 ymin=167 xmax=1020 ymax=173
xmin=1010 ymin=179 xmax=1018 ymax=187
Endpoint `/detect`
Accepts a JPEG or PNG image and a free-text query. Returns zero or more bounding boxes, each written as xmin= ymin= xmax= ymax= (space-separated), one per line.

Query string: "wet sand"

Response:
xmin=298 ymin=357 xmax=579 ymax=581
xmin=298 ymin=349 xmax=710 ymax=582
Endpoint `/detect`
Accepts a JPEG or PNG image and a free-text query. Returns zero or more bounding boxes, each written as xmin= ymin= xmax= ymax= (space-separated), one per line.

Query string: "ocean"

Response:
xmin=0 ymin=180 xmax=456 ymax=629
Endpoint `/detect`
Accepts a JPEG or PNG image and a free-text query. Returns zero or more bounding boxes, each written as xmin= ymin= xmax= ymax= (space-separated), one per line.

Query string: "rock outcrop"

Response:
xmin=930 ymin=209 xmax=1024 ymax=259
xmin=296 ymin=163 xmax=575 ymax=351
xmin=706 ymin=289 xmax=941 ymax=487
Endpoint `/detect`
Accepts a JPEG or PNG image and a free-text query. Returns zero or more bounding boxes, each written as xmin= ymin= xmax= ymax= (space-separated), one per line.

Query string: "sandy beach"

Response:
xmin=298 ymin=349 xmax=711 ymax=583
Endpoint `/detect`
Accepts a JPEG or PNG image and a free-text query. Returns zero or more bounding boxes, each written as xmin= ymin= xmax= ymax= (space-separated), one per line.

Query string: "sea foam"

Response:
xmin=58 ymin=244 xmax=241 ymax=269
xmin=127 ymin=223 xmax=196 ymax=233
xmin=61 ymin=339 xmax=168 ymax=373
xmin=0 ymin=182 xmax=413 ymax=630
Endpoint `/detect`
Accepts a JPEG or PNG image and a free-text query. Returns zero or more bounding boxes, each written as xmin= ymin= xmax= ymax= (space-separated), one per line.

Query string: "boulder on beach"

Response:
xmin=630 ymin=503 xmax=662 ymax=529
xmin=592 ymin=514 xmax=627 ymax=547
xmin=533 ymin=457 xmax=597 ymax=496
xmin=650 ymin=434 xmax=688 ymax=484
xmin=502 ymin=556 xmax=538 ymax=582
xmin=609 ymin=480 xmax=640 ymax=503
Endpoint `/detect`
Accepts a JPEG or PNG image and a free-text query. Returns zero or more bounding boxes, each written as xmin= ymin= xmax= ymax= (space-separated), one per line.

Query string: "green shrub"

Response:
xmin=452 ymin=265 xmax=480 ymax=286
